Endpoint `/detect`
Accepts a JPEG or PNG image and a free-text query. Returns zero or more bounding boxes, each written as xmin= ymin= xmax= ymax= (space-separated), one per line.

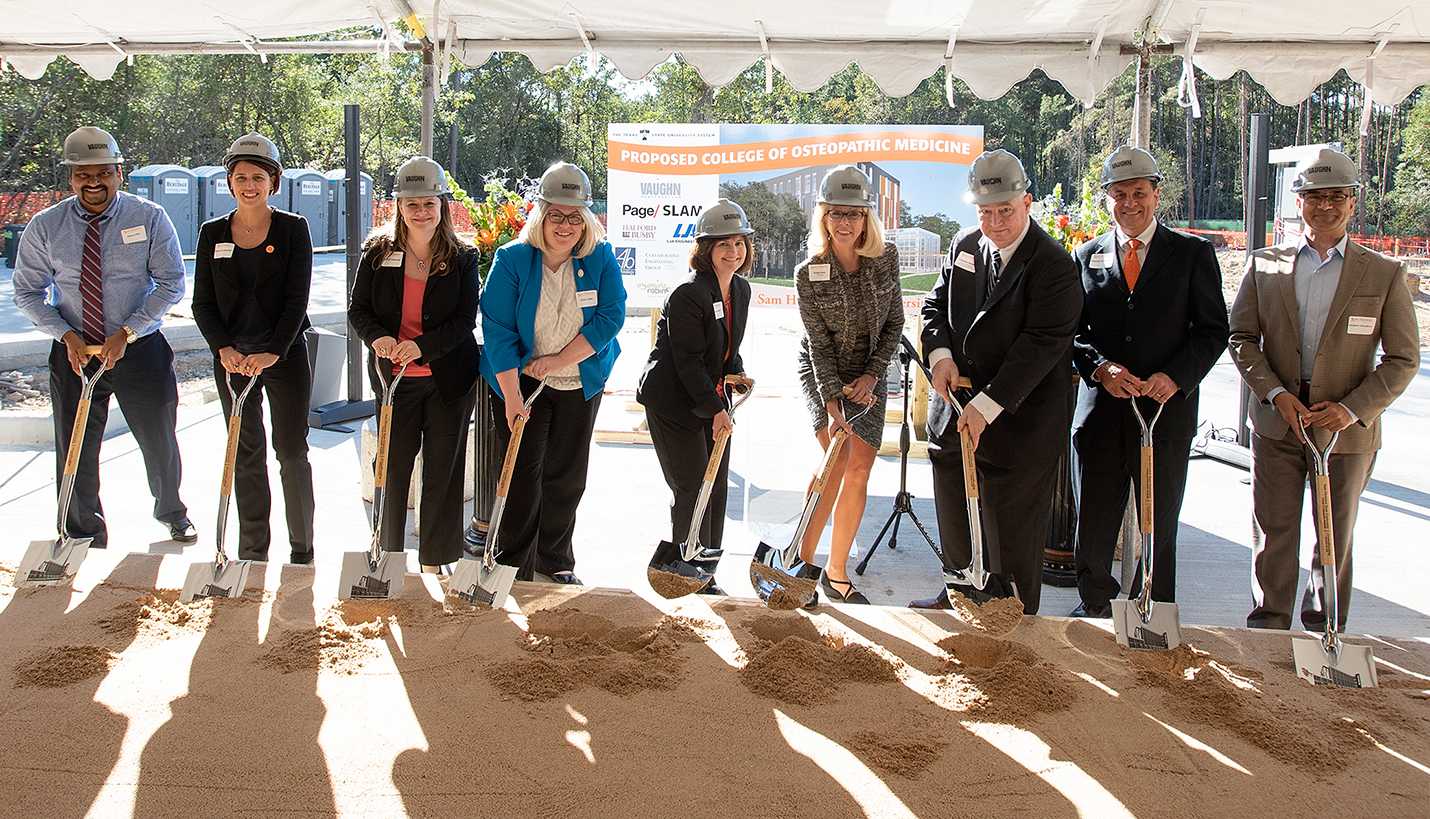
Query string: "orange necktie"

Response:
xmin=1123 ymin=239 xmax=1142 ymax=291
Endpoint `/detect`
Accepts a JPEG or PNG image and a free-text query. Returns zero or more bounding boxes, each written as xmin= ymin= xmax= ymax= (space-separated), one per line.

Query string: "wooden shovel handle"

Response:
xmin=811 ymin=429 xmax=848 ymax=497
xmin=221 ymin=416 xmax=243 ymax=495
xmin=61 ymin=399 xmax=89 ymax=477
xmin=958 ymin=425 xmax=978 ymax=500
xmin=1139 ymin=445 xmax=1154 ymax=534
xmin=496 ymin=414 xmax=526 ymax=498
xmin=373 ymin=405 xmax=393 ymax=490
xmin=1313 ymin=474 xmax=1336 ymax=570
xmin=703 ymin=427 xmax=731 ymax=483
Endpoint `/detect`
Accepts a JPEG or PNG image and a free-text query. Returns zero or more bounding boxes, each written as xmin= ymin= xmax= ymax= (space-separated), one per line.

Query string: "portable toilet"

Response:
xmin=324 ymin=169 xmax=374 ymax=246
xmin=281 ymin=168 xmax=327 ymax=249
xmin=193 ymin=165 xmax=237 ymax=223
xmin=128 ymin=165 xmax=198 ymax=254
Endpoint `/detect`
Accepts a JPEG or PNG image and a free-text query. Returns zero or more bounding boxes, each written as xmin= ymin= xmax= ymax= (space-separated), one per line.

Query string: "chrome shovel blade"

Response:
xmin=180 ymin=558 xmax=252 ymax=601
xmin=337 ymin=550 xmax=408 ymax=600
xmin=749 ymin=541 xmax=819 ymax=610
xmin=1292 ymin=636 xmax=1377 ymax=689
xmin=1111 ymin=599 xmax=1182 ymax=651
xmin=15 ymin=537 xmax=91 ymax=587
xmin=444 ymin=557 xmax=518 ymax=611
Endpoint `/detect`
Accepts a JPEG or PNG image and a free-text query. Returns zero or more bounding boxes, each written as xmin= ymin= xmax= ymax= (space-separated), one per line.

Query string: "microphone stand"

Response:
xmin=855 ymin=335 xmax=942 ymax=575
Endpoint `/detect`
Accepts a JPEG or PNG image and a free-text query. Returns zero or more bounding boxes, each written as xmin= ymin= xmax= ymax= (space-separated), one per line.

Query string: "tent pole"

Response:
xmin=421 ymin=44 xmax=435 ymax=157
xmin=1133 ymin=53 xmax=1151 ymax=148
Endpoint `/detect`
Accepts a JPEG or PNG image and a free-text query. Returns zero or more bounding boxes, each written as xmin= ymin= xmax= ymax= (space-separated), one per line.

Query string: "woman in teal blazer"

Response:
xmin=479 ymin=162 xmax=626 ymax=583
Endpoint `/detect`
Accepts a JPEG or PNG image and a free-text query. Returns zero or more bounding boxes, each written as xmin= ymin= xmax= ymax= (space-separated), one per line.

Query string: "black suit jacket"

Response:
xmin=348 ymin=244 xmax=481 ymax=404
xmin=921 ymin=219 xmax=1081 ymax=463
xmin=1071 ymin=223 xmax=1229 ymax=440
xmin=637 ymin=269 xmax=749 ymax=418
xmin=192 ymin=209 xmax=313 ymax=357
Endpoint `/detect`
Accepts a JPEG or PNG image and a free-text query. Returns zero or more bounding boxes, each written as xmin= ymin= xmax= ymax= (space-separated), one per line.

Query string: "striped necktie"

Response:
xmin=79 ymin=212 xmax=106 ymax=345
xmin=1123 ymin=238 xmax=1143 ymax=291
xmin=985 ymin=248 xmax=1003 ymax=302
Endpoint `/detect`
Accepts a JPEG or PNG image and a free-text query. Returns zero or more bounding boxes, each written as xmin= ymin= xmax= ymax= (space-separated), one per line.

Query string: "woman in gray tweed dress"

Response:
xmin=795 ymin=165 xmax=905 ymax=604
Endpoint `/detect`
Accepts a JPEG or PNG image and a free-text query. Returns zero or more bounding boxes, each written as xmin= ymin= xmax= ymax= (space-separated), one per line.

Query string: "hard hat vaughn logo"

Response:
xmin=1306 ymin=165 xmax=1332 ymax=174
xmin=980 ymin=177 xmax=1002 ymax=186
xmin=404 ymin=175 xmax=426 ymax=182
xmin=562 ymin=183 xmax=580 ymax=191
xmin=1111 ymin=160 xmax=1133 ymax=169
xmin=841 ymin=183 xmax=861 ymax=190
xmin=87 ymin=143 xmax=108 ymax=150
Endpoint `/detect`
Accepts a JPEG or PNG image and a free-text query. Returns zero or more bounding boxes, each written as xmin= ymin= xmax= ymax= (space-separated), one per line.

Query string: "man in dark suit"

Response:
xmin=1068 ymin=146 xmax=1230 ymax=618
xmin=911 ymin=149 xmax=1083 ymax=615
xmin=1229 ymin=147 xmax=1419 ymax=630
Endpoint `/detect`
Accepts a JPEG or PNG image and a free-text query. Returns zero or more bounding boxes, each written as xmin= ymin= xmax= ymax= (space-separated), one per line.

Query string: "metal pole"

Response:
xmin=345 ymin=104 xmax=363 ymax=403
xmin=1132 ymin=53 xmax=1151 ymax=149
xmin=420 ymin=45 xmax=435 ymax=157
xmin=1238 ymin=113 xmax=1271 ymax=449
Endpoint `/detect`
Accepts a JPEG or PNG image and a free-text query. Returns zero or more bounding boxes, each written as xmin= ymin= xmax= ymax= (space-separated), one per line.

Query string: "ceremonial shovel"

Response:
xmin=942 ymin=382 xmax=1020 ymax=605
xmin=446 ymin=378 xmax=546 ymax=611
xmin=338 ymin=362 xmax=410 ymax=600
xmin=16 ymin=347 xmax=105 ymax=587
xmin=180 ymin=373 xmax=259 ymax=601
xmin=646 ymin=375 xmax=754 ymax=599
xmin=750 ymin=391 xmax=873 ymax=610
xmin=1291 ymin=417 xmax=1377 ymax=688
xmin=1111 ymin=396 xmax=1183 ymax=650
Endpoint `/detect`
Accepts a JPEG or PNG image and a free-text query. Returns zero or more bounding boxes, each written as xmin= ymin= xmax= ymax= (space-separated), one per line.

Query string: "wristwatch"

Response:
xmin=121 ymin=325 xmax=138 ymax=344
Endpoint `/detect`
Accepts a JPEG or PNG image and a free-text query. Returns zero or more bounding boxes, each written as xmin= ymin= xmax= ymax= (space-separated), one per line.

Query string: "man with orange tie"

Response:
xmin=1068 ymin=146 xmax=1228 ymax=618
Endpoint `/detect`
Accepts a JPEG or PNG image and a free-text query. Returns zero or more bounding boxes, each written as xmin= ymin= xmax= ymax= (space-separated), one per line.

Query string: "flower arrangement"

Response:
xmin=1033 ymin=180 xmax=1113 ymax=253
xmin=449 ymin=171 xmax=535 ymax=282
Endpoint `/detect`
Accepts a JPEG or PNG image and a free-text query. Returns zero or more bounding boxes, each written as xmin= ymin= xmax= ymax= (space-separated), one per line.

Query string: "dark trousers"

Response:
xmin=646 ymin=406 xmax=730 ymax=554
xmin=376 ymin=376 xmax=477 ymax=566
xmin=490 ymin=377 xmax=601 ymax=579
xmin=1248 ymin=431 xmax=1375 ymax=631
xmin=49 ymin=334 xmax=186 ymax=548
xmin=213 ymin=344 xmax=315 ymax=562
xmin=929 ymin=441 xmax=1060 ymax=615
xmin=1073 ymin=425 xmax=1192 ymax=606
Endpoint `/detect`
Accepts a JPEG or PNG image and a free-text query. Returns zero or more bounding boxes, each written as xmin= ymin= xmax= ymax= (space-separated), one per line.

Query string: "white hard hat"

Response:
xmin=1292 ymin=148 xmax=1361 ymax=192
xmin=817 ymin=165 xmax=876 ymax=208
xmin=61 ymin=126 xmax=123 ymax=166
xmin=1100 ymin=145 xmax=1161 ymax=188
xmin=222 ymin=132 xmax=282 ymax=175
xmin=536 ymin=162 xmax=593 ymax=207
xmin=695 ymin=198 xmax=754 ymax=238
xmin=393 ymin=156 xmax=451 ymax=198
xmin=965 ymin=149 xmax=1030 ymax=205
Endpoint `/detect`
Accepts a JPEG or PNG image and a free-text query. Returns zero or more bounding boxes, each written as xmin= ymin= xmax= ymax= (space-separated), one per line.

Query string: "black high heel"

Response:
xmin=820 ymin=570 xmax=870 ymax=604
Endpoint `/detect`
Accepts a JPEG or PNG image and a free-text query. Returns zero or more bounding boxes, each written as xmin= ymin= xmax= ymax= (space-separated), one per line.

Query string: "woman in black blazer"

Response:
xmin=636 ymin=199 xmax=753 ymax=595
xmin=192 ymin=132 xmax=315 ymax=564
xmin=348 ymin=156 xmax=480 ymax=570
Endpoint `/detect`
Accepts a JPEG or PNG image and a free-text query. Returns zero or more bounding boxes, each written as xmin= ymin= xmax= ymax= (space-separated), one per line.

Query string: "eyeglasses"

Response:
xmin=825 ymin=210 xmax=864 ymax=223
xmin=1301 ymin=192 xmax=1352 ymax=207
xmin=545 ymin=211 xmax=585 ymax=225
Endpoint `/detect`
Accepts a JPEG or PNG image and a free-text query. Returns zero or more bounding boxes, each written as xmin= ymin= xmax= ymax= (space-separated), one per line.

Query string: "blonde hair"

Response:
xmin=807 ymin=203 xmax=885 ymax=258
xmin=518 ymin=198 xmax=606 ymax=258
xmin=361 ymin=197 xmax=468 ymax=276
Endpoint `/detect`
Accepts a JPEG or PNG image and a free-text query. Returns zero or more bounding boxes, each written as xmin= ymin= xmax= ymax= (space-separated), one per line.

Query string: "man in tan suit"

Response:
xmin=1229 ymin=147 xmax=1419 ymax=631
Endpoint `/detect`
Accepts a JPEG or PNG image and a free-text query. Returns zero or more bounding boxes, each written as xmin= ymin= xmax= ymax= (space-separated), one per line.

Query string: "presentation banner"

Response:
xmin=607 ymin=123 xmax=983 ymax=309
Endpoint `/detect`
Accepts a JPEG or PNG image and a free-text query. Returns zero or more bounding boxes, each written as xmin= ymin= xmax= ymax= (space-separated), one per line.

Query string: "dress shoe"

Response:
xmin=820 ymin=571 xmax=870 ymax=604
xmin=908 ymin=589 xmax=954 ymax=610
xmin=696 ymin=580 xmax=727 ymax=596
xmin=166 ymin=518 xmax=198 ymax=543
xmin=1070 ymin=602 xmax=1112 ymax=619
xmin=551 ymin=571 xmax=582 ymax=585
xmin=290 ymin=550 xmax=314 ymax=565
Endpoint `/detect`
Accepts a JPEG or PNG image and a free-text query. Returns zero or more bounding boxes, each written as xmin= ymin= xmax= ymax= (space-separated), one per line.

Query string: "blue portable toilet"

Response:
xmin=128 ymin=165 xmax=198 ymax=254
xmin=324 ymin=169 xmax=374 ymax=246
xmin=281 ymin=168 xmax=327 ymax=249
xmin=193 ymin=165 xmax=237 ymax=222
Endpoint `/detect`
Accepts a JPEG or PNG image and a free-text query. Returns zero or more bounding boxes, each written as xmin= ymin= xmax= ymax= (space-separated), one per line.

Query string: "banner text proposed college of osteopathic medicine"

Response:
xmin=607 ymin=124 xmax=983 ymax=311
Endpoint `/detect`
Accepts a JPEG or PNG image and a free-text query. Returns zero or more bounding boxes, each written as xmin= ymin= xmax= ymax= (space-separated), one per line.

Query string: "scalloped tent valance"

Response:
xmin=4 ymin=1 xmax=1429 ymax=105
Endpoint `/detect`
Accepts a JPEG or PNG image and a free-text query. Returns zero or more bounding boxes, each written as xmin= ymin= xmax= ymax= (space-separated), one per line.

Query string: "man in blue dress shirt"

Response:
xmin=13 ymin=126 xmax=197 ymax=549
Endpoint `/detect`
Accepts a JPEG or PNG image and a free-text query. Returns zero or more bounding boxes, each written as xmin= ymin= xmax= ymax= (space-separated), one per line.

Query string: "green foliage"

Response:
xmin=1389 ymin=93 xmax=1430 ymax=235
xmin=718 ymin=180 xmax=807 ymax=278
xmin=1033 ymin=182 xmax=1113 ymax=252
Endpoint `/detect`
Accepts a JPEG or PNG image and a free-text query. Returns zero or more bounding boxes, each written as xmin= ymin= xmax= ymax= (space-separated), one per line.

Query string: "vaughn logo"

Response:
xmin=404 ymin=175 xmax=425 ymax=182
xmin=841 ymin=183 xmax=861 ymax=190
xmin=1111 ymin=160 xmax=1133 ymax=169
xmin=562 ymin=182 xmax=581 ymax=191
xmin=639 ymin=182 xmax=681 ymax=196
xmin=1306 ymin=165 xmax=1332 ymax=174
xmin=980 ymin=176 xmax=1002 ymax=186
xmin=87 ymin=143 xmax=108 ymax=150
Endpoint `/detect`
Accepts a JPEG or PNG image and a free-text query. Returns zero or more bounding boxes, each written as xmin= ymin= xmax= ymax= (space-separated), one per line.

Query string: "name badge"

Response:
xmin=1091 ymin=252 xmax=1116 ymax=269
xmin=712 ymin=300 xmax=725 ymax=319
xmin=1347 ymin=315 xmax=1377 ymax=335
xmin=381 ymin=251 xmax=403 ymax=267
xmin=214 ymin=242 xmax=235 ymax=259
xmin=808 ymin=263 xmax=831 ymax=282
xmin=121 ymin=225 xmax=147 ymax=244
xmin=954 ymin=251 xmax=976 ymax=272
xmin=576 ymin=289 xmax=598 ymax=308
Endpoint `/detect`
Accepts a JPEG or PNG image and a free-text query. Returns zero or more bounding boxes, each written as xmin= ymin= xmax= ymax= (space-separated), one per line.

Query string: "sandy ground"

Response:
xmin=2 ymin=558 xmax=1427 ymax=819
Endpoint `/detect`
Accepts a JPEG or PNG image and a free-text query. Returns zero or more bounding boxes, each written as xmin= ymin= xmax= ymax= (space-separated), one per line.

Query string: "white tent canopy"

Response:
xmin=4 ymin=1 xmax=1429 ymax=106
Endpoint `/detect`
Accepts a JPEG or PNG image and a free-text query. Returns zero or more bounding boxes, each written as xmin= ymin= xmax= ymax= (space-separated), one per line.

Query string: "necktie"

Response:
xmin=985 ymin=248 xmax=1003 ymax=302
xmin=79 ymin=212 xmax=106 ymax=345
xmin=1123 ymin=238 xmax=1142 ymax=291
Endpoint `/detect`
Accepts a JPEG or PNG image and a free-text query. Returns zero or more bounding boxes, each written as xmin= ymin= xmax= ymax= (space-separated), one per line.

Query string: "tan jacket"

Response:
xmin=1228 ymin=240 xmax=1420 ymax=452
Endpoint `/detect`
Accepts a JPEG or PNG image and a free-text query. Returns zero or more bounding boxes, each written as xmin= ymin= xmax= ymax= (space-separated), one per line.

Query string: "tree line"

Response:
xmin=3 ymin=31 xmax=1429 ymax=237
